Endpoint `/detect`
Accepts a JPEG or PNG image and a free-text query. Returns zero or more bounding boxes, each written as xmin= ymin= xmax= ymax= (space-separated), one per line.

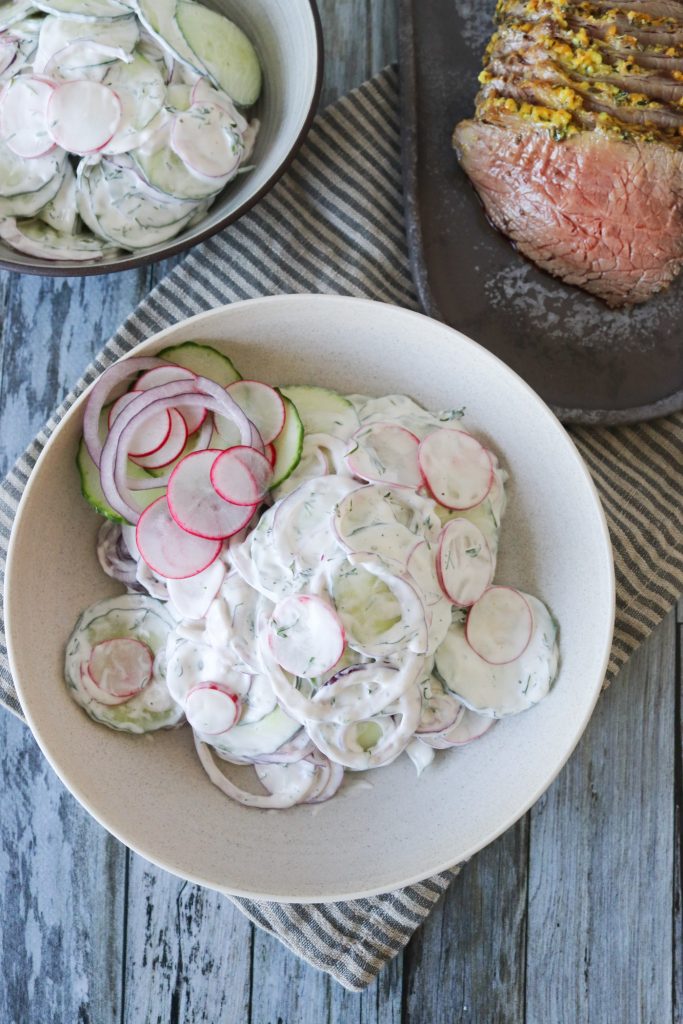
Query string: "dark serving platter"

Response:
xmin=398 ymin=0 xmax=683 ymax=425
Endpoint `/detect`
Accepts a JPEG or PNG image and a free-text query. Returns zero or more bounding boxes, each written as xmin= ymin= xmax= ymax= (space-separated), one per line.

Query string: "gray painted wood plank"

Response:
xmin=401 ymin=820 xmax=528 ymax=1024
xmin=526 ymin=611 xmax=677 ymax=1024
xmin=248 ymin=923 xmax=403 ymax=1024
xmin=0 ymin=713 xmax=126 ymax=1024
xmin=122 ymin=859 xmax=253 ymax=1024
xmin=0 ymin=268 xmax=151 ymax=476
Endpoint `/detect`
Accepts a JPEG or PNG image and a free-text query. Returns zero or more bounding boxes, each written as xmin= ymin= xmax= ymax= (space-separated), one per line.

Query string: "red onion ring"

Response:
xmin=82 ymin=356 xmax=167 ymax=466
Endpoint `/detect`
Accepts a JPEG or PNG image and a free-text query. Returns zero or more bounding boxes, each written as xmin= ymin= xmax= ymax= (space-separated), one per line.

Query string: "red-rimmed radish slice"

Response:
xmin=419 ymin=429 xmax=493 ymax=510
xmin=437 ymin=518 xmax=494 ymax=607
xmin=346 ymin=421 xmax=422 ymax=488
xmin=416 ymin=688 xmax=464 ymax=734
xmin=171 ymin=102 xmax=242 ymax=179
xmin=268 ymin=595 xmax=345 ymax=678
xmin=166 ymin=558 xmax=226 ymax=620
xmin=135 ymin=364 xmax=206 ymax=435
xmin=100 ymin=378 xmax=255 ymax=523
xmin=109 ymin=398 xmax=173 ymax=458
xmin=47 ymin=81 xmax=121 ymax=154
xmin=265 ymin=442 xmax=276 ymax=467
xmin=466 ymin=587 xmax=533 ymax=665
xmin=211 ymin=446 xmax=272 ymax=506
xmin=136 ymin=495 xmax=221 ymax=579
xmin=185 ymin=683 xmax=240 ymax=735
xmin=130 ymin=408 xmax=188 ymax=469
xmin=167 ymin=448 xmax=256 ymax=540
xmin=87 ymin=637 xmax=153 ymax=702
xmin=0 ymin=75 xmax=54 ymax=159
xmin=226 ymin=380 xmax=285 ymax=445
xmin=191 ymin=77 xmax=248 ymax=130
xmin=420 ymin=708 xmax=495 ymax=748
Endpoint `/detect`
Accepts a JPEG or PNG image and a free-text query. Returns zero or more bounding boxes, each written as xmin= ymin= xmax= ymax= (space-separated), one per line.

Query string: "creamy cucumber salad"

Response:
xmin=66 ymin=342 xmax=560 ymax=809
xmin=0 ymin=0 xmax=260 ymax=259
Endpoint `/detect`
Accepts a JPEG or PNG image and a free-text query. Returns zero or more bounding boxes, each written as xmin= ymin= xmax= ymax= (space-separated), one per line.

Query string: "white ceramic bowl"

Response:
xmin=5 ymin=295 xmax=615 ymax=901
xmin=0 ymin=0 xmax=322 ymax=277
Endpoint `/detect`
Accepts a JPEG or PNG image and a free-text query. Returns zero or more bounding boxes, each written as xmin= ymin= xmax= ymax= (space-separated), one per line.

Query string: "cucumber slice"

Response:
xmin=0 ymin=0 xmax=36 ymax=30
xmin=33 ymin=13 xmax=139 ymax=73
xmin=330 ymin=559 xmax=403 ymax=654
xmin=39 ymin=160 xmax=78 ymax=234
xmin=77 ymin=436 xmax=166 ymax=523
xmin=77 ymin=156 xmax=201 ymax=249
xmin=280 ymin=385 xmax=359 ymax=440
xmin=208 ymin=704 xmax=300 ymax=759
xmin=64 ymin=595 xmax=182 ymax=733
xmin=101 ymin=51 xmax=166 ymax=154
xmin=175 ymin=0 xmax=261 ymax=106
xmin=0 ymin=219 xmax=114 ymax=261
xmin=0 ymin=139 xmax=65 ymax=199
xmin=270 ymin=394 xmax=303 ymax=488
xmin=33 ymin=0 xmax=132 ymax=19
xmin=132 ymin=138 xmax=226 ymax=201
xmin=157 ymin=341 xmax=241 ymax=386
xmin=133 ymin=0 xmax=203 ymax=75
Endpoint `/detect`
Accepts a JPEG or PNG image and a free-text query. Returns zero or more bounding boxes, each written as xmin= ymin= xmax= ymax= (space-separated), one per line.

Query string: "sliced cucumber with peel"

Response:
xmin=157 ymin=341 xmax=242 ymax=387
xmin=77 ymin=430 xmax=166 ymax=523
xmin=133 ymin=0 xmax=203 ymax=74
xmin=175 ymin=0 xmax=261 ymax=106
xmin=280 ymin=385 xmax=359 ymax=440
xmin=270 ymin=393 xmax=303 ymax=488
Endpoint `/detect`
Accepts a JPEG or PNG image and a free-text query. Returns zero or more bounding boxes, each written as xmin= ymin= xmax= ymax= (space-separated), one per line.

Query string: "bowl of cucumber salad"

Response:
xmin=0 ymin=0 xmax=321 ymax=274
xmin=5 ymin=296 xmax=614 ymax=900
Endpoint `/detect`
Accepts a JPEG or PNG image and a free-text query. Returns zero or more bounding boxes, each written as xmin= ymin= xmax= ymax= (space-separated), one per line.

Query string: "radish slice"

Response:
xmin=136 ymin=495 xmax=221 ymax=579
xmin=130 ymin=408 xmax=188 ymax=469
xmin=171 ymin=101 xmax=243 ymax=178
xmin=419 ymin=429 xmax=493 ymax=510
xmin=419 ymin=709 xmax=496 ymax=748
xmin=87 ymin=637 xmax=153 ymax=701
xmin=185 ymin=683 xmax=239 ymax=735
xmin=112 ymin=400 xmax=172 ymax=458
xmin=437 ymin=518 xmax=494 ymax=607
xmin=167 ymin=449 xmax=256 ymax=540
xmin=0 ymin=75 xmax=54 ymax=159
xmin=346 ymin=422 xmax=422 ymax=488
xmin=211 ymin=446 xmax=272 ymax=506
xmin=47 ymin=81 xmax=121 ymax=154
xmin=265 ymin=442 xmax=276 ymax=467
xmin=466 ymin=587 xmax=533 ymax=665
xmin=136 ymin=364 xmax=206 ymax=435
xmin=268 ymin=595 xmax=345 ymax=678
xmin=226 ymin=380 xmax=285 ymax=445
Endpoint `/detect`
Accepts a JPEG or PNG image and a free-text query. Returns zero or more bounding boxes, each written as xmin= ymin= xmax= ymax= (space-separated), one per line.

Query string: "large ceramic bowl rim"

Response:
xmin=5 ymin=295 xmax=615 ymax=901
xmin=0 ymin=1 xmax=324 ymax=278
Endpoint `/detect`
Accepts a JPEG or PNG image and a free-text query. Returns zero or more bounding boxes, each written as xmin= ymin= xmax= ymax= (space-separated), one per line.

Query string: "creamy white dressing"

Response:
xmin=70 ymin=383 xmax=560 ymax=808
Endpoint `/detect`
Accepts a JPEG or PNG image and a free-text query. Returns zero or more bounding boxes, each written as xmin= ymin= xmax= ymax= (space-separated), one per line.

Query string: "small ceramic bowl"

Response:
xmin=5 ymin=295 xmax=615 ymax=901
xmin=0 ymin=0 xmax=323 ymax=276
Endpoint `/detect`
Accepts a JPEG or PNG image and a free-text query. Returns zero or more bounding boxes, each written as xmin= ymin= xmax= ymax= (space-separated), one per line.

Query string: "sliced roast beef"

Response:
xmin=454 ymin=118 xmax=683 ymax=305
xmin=454 ymin=0 xmax=683 ymax=304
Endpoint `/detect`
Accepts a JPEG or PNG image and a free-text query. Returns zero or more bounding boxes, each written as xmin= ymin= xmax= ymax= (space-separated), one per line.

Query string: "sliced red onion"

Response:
xmin=195 ymin=737 xmax=318 ymax=808
xmin=100 ymin=378 xmax=255 ymax=522
xmin=82 ymin=356 xmax=168 ymax=466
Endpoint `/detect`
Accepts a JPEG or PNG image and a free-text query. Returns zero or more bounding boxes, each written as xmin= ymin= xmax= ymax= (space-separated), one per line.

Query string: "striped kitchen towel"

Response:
xmin=0 ymin=67 xmax=681 ymax=991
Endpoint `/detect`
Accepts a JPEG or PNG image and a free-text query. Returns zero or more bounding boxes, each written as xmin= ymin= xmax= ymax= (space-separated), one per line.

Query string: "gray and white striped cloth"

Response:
xmin=0 ymin=67 xmax=681 ymax=991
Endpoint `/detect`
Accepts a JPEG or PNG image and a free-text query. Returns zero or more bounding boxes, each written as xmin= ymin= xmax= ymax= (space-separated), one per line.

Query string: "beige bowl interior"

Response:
xmin=5 ymin=295 xmax=615 ymax=901
xmin=0 ymin=0 xmax=321 ymax=275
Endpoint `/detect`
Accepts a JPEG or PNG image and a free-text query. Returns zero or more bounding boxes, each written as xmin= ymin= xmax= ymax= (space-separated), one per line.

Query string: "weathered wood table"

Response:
xmin=1 ymin=3 xmax=681 ymax=1021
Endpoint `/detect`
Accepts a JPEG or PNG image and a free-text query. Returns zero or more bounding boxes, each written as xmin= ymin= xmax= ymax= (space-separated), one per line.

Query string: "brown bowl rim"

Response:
xmin=0 ymin=0 xmax=324 ymax=278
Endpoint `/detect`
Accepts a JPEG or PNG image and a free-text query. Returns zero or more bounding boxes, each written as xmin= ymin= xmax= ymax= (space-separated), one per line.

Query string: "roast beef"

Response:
xmin=455 ymin=0 xmax=683 ymax=304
